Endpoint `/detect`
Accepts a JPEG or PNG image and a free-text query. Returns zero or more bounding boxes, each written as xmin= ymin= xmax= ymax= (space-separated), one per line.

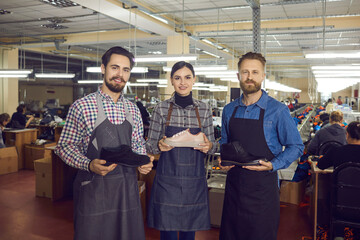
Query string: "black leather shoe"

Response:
xmin=220 ymin=141 xmax=268 ymax=166
xmin=100 ymin=145 xmax=150 ymax=167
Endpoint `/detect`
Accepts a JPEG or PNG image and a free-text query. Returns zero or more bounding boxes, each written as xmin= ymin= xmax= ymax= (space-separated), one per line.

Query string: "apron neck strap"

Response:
xmin=195 ymin=106 xmax=202 ymax=128
xmin=166 ymin=103 xmax=174 ymax=127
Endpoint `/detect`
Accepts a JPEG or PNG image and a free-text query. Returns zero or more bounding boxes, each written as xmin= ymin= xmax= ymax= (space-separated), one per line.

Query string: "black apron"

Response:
xmin=147 ymin=103 xmax=211 ymax=231
xmin=73 ymin=94 xmax=145 ymax=240
xmin=219 ymin=107 xmax=279 ymax=240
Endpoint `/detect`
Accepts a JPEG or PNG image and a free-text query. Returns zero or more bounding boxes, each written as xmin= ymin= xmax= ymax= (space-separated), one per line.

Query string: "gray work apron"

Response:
xmin=73 ymin=93 xmax=145 ymax=240
xmin=147 ymin=103 xmax=211 ymax=231
xmin=219 ymin=107 xmax=279 ymax=240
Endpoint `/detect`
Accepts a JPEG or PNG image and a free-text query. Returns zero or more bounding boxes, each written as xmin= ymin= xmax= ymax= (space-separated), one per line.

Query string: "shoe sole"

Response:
xmin=164 ymin=140 xmax=205 ymax=148
xmin=221 ymin=158 xmax=268 ymax=166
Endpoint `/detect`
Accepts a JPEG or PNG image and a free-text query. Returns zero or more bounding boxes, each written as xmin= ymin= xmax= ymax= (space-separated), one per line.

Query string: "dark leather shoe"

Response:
xmin=100 ymin=145 xmax=150 ymax=167
xmin=220 ymin=141 xmax=268 ymax=166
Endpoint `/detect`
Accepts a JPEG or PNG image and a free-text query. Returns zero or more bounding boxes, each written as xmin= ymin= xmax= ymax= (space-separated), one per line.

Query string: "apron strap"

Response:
xmin=165 ymin=103 xmax=174 ymax=126
xmin=195 ymin=106 xmax=202 ymax=128
xmin=230 ymin=105 xmax=240 ymax=120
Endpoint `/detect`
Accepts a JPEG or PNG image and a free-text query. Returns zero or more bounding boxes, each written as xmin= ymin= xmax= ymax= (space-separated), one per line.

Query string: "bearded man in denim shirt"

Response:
xmin=218 ymin=52 xmax=304 ymax=240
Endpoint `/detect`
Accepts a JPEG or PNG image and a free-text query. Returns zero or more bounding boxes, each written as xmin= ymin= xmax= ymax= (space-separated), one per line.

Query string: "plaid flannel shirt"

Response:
xmin=55 ymin=87 xmax=145 ymax=171
xmin=145 ymin=95 xmax=216 ymax=155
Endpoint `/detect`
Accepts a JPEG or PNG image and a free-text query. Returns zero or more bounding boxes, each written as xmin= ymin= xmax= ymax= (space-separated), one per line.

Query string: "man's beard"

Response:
xmin=240 ymin=79 xmax=261 ymax=95
xmin=105 ymin=76 xmax=126 ymax=93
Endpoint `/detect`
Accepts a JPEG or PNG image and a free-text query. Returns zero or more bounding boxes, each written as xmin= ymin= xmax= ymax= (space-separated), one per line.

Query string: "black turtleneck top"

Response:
xmin=175 ymin=92 xmax=193 ymax=108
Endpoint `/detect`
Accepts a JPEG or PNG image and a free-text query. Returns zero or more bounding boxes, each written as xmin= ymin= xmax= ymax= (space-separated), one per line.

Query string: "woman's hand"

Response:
xmin=158 ymin=136 xmax=174 ymax=152
xmin=195 ymin=133 xmax=213 ymax=154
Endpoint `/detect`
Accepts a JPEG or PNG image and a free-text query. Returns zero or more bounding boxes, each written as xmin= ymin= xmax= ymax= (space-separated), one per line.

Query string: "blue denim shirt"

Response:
xmin=220 ymin=90 xmax=304 ymax=171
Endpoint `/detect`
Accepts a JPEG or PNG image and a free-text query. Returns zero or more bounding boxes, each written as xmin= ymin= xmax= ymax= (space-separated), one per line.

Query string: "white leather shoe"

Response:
xmin=164 ymin=129 xmax=205 ymax=148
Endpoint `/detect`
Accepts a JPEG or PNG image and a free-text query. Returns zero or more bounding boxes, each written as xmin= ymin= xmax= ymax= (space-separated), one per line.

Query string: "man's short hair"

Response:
xmin=237 ymin=52 xmax=266 ymax=69
xmin=101 ymin=46 xmax=135 ymax=69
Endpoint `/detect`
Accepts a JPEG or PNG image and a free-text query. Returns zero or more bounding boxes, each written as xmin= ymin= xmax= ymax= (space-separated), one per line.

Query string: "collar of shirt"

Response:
xmin=238 ymin=89 xmax=268 ymax=110
xmin=97 ymin=86 xmax=124 ymax=105
xmin=169 ymin=94 xmax=201 ymax=108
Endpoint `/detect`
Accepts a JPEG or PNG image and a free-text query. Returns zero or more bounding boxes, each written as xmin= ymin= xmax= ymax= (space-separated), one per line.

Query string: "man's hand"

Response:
xmin=158 ymin=136 xmax=174 ymax=152
xmin=195 ymin=133 xmax=213 ymax=154
xmin=138 ymin=154 xmax=154 ymax=175
xmin=89 ymin=159 xmax=117 ymax=176
xmin=218 ymin=156 xmax=234 ymax=171
xmin=242 ymin=160 xmax=273 ymax=171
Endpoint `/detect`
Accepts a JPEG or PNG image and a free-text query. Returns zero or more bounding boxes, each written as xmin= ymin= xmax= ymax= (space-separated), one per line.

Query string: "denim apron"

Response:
xmin=73 ymin=93 xmax=145 ymax=240
xmin=147 ymin=103 xmax=211 ymax=231
xmin=219 ymin=107 xmax=279 ymax=240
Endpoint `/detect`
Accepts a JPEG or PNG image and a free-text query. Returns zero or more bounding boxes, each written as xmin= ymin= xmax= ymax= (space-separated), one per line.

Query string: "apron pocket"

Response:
xmin=154 ymin=175 xmax=207 ymax=206
xmin=78 ymin=176 xmax=105 ymax=216
xmin=181 ymin=177 xmax=207 ymax=205
xmin=78 ymin=173 xmax=139 ymax=216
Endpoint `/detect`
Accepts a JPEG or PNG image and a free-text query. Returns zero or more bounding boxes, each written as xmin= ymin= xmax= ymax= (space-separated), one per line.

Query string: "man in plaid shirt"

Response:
xmin=55 ymin=46 xmax=153 ymax=240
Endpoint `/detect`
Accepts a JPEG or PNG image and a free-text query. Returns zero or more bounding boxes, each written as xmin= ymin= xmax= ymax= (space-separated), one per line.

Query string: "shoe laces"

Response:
xmin=171 ymin=129 xmax=189 ymax=138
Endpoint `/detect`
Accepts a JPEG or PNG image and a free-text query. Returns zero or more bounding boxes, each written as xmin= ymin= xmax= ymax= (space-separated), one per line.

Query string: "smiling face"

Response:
xmin=101 ymin=54 xmax=131 ymax=94
xmin=171 ymin=66 xmax=195 ymax=96
xmin=238 ymin=59 xmax=265 ymax=95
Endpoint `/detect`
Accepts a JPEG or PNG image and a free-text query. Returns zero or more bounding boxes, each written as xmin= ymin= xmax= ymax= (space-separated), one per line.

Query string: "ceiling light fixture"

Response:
xmin=78 ymin=80 xmax=103 ymax=84
xmin=0 ymin=69 xmax=33 ymax=75
xmin=137 ymin=79 xmax=167 ymax=84
xmin=35 ymin=73 xmax=75 ymax=78
xmin=311 ymin=66 xmax=360 ymax=70
xmin=0 ymin=74 xmax=29 ymax=78
xmin=163 ymin=65 xmax=228 ymax=72
xmin=305 ymin=51 xmax=360 ymax=59
xmin=135 ymin=54 xmax=198 ymax=62
xmin=86 ymin=66 xmax=148 ymax=73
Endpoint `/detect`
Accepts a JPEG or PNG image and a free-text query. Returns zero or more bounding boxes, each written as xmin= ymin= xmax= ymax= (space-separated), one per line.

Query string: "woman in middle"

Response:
xmin=146 ymin=61 xmax=216 ymax=240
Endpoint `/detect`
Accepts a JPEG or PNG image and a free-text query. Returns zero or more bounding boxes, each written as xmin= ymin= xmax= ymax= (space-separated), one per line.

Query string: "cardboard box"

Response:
xmin=209 ymin=188 xmax=225 ymax=227
xmin=24 ymin=142 xmax=56 ymax=170
xmin=138 ymin=181 xmax=146 ymax=221
xmin=0 ymin=146 xmax=18 ymax=175
xmin=34 ymin=158 xmax=52 ymax=198
xmin=280 ymin=179 xmax=306 ymax=205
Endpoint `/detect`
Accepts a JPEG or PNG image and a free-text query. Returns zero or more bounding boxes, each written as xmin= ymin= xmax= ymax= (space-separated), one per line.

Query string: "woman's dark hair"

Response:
xmin=346 ymin=121 xmax=360 ymax=140
xmin=101 ymin=46 xmax=135 ymax=69
xmin=16 ymin=104 xmax=26 ymax=113
xmin=238 ymin=52 xmax=266 ymax=69
xmin=0 ymin=113 xmax=10 ymax=126
xmin=170 ymin=61 xmax=195 ymax=78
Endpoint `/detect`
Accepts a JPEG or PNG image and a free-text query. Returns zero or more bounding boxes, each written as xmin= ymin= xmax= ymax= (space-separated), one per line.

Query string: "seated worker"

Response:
xmin=317 ymin=121 xmax=360 ymax=240
xmin=319 ymin=112 xmax=330 ymax=128
xmin=0 ymin=113 xmax=11 ymax=148
xmin=8 ymin=104 xmax=34 ymax=129
xmin=318 ymin=121 xmax=360 ymax=169
xmin=307 ymin=110 xmax=346 ymax=156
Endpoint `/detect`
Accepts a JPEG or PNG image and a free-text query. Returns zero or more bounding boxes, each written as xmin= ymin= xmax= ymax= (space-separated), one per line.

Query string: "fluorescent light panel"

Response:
xmin=35 ymin=73 xmax=75 ymax=78
xmin=0 ymin=69 xmax=33 ymax=74
xmin=86 ymin=67 xmax=148 ymax=73
xmin=135 ymin=54 xmax=197 ymax=63
xmin=78 ymin=80 xmax=103 ymax=84
xmin=136 ymin=79 xmax=167 ymax=83
xmin=312 ymin=66 xmax=360 ymax=70
xmin=163 ymin=65 xmax=228 ymax=72
xmin=305 ymin=51 xmax=360 ymax=59
xmin=0 ymin=74 xmax=29 ymax=78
